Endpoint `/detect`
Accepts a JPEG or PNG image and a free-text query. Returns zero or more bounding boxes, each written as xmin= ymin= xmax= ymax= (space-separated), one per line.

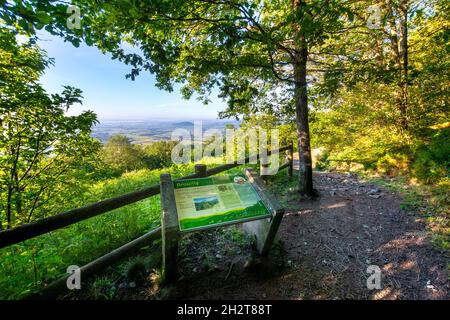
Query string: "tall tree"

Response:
xmin=310 ymin=0 xmax=449 ymax=177
xmin=50 ymin=0 xmax=354 ymax=196
xmin=318 ymin=0 xmax=445 ymax=136
xmin=0 ymin=27 xmax=100 ymax=229
xmin=101 ymin=134 xmax=145 ymax=173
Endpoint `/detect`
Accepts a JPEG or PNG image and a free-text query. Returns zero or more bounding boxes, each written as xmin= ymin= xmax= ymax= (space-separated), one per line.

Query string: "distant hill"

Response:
xmin=174 ymin=121 xmax=194 ymax=127
xmin=92 ymin=119 xmax=241 ymax=145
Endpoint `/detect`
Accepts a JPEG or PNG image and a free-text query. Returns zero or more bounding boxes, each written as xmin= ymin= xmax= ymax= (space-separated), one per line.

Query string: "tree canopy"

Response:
xmin=59 ymin=0 xmax=360 ymax=196
xmin=0 ymin=26 xmax=100 ymax=229
xmin=1 ymin=0 xmax=448 ymax=193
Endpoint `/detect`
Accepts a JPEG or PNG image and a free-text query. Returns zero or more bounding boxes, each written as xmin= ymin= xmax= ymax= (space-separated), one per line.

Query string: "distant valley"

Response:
xmin=92 ymin=119 xmax=241 ymax=145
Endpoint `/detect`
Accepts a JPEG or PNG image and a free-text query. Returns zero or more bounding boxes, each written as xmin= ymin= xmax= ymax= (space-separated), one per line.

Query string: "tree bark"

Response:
xmin=382 ymin=0 xmax=409 ymax=131
xmin=293 ymin=37 xmax=314 ymax=197
xmin=6 ymin=186 xmax=12 ymax=229
xmin=398 ymin=0 xmax=409 ymax=131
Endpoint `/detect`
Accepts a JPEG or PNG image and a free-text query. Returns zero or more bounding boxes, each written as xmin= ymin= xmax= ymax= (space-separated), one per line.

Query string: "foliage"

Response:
xmin=239 ymin=114 xmax=297 ymax=151
xmin=100 ymin=138 xmax=183 ymax=174
xmin=310 ymin=0 xmax=449 ymax=184
xmin=411 ymin=127 xmax=450 ymax=183
xmin=101 ymin=134 xmax=145 ymax=173
xmin=1 ymin=0 xmax=448 ymax=300
xmin=0 ymin=27 xmax=100 ymax=229
xmin=142 ymin=140 xmax=178 ymax=170
xmin=0 ymin=158 xmax=254 ymax=299
xmin=6 ymin=0 xmax=360 ymax=196
xmin=0 ymin=0 xmax=84 ymax=45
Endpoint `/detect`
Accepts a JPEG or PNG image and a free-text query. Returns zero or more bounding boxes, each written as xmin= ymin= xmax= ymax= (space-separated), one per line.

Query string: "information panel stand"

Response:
xmin=159 ymin=167 xmax=284 ymax=284
xmin=241 ymin=168 xmax=285 ymax=256
xmin=160 ymin=173 xmax=180 ymax=284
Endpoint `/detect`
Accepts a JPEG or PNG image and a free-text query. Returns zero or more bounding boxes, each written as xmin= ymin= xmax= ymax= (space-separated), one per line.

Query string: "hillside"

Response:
xmin=91 ymin=120 xmax=241 ymax=145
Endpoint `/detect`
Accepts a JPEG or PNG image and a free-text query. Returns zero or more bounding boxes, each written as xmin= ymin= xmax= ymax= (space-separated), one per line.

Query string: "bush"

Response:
xmin=142 ymin=140 xmax=178 ymax=170
xmin=376 ymin=153 xmax=411 ymax=177
xmin=0 ymin=158 xmax=247 ymax=299
xmin=101 ymin=134 xmax=146 ymax=173
xmin=412 ymin=128 xmax=450 ymax=183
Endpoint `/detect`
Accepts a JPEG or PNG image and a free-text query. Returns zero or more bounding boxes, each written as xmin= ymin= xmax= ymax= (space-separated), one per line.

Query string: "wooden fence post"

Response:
xmin=195 ymin=164 xmax=207 ymax=178
xmin=242 ymin=168 xmax=285 ymax=255
xmin=160 ymin=174 xmax=179 ymax=284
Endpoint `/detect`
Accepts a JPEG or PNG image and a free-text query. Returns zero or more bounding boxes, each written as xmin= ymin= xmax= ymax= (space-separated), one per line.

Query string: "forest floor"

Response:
xmin=64 ymin=166 xmax=449 ymax=300
xmin=103 ymin=169 xmax=449 ymax=300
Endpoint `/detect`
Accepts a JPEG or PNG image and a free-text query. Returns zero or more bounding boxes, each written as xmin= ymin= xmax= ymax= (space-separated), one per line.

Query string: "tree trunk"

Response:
xmin=398 ymin=0 xmax=409 ymax=131
xmin=382 ymin=0 xmax=409 ymax=132
xmin=293 ymin=37 xmax=314 ymax=197
xmin=6 ymin=186 xmax=12 ymax=229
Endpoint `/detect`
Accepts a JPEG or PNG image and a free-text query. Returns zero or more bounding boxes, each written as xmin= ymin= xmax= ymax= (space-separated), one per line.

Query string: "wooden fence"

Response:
xmin=0 ymin=144 xmax=294 ymax=298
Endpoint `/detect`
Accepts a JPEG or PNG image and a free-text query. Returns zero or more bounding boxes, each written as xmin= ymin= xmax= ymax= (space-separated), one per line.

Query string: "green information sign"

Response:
xmin=174 ymin=174 xmax=271 ymax=232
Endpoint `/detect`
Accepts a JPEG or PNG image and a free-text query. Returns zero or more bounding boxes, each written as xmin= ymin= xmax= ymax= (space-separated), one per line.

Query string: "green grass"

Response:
xmin=0 ymin=159 xmax=257 ymax=299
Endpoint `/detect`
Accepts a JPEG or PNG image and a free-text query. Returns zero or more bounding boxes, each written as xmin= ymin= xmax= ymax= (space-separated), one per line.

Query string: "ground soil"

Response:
xmin=120 ymin=170 xmax=448 ymax=300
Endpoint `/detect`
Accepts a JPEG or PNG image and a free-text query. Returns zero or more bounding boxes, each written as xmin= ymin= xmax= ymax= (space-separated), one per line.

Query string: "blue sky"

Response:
xmin=37 ymin=32 xmax=227 ymax=121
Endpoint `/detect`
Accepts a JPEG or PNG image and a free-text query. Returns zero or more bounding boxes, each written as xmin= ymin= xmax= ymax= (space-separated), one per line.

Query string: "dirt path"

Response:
xmin=172 ymin=171 xmax=448 ymax=300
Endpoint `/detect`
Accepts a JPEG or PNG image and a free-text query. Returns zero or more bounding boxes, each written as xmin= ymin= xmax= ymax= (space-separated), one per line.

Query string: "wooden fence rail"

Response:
xmin=0 ymin=144 xmax=293 ymax=249
xmin=18 ymin=144 xmax=293 ymax=299
xmin=29 ymin=227 xmax=162 ymax=299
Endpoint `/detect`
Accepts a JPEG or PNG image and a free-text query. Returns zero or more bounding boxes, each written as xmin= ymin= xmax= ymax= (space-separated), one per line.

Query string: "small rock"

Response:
xmin=426 ymin=280 xmax=437 ymax=291
xmin=118 ymin=283 xmax=127 ymax=289
xmin=216 ymin=254 xmax=222 ymax=259
xmin=129 ymin=282 xmax=136 ymax=288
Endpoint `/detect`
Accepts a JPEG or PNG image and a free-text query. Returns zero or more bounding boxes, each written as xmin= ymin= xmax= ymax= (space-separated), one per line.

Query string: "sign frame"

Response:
xmin=173 ymin=174 xmax=272 ymax=233
xmin=159 ymin=166 xmax=285 ymax=284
